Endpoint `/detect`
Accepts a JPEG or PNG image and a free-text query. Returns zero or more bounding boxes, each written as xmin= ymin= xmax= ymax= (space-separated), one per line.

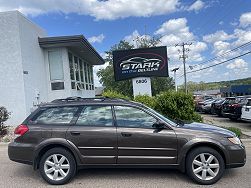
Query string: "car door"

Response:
xmin=66 ymin=105 xmax=117 ymax=164
xmin=114 ymin=105 xmax=177 ymax=164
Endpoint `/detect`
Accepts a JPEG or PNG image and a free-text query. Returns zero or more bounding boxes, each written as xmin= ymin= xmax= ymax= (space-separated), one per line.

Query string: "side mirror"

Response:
xmin=152 ymin=121 xmax=165 ymax=129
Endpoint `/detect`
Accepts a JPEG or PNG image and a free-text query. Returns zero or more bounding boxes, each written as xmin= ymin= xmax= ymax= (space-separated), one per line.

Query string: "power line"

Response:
xmin=186 ymin=51 xmax=251 ymax=75
xmin=191 ymin=40 xmax=251 ymax=68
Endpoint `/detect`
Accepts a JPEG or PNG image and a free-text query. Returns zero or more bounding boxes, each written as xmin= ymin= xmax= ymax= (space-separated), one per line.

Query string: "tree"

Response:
xmin=97 ymin=38 xmax=174 ymax=97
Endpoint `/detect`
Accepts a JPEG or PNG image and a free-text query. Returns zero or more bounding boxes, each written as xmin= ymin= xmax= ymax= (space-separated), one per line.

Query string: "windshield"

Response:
xmin=142 ymin=105 xmax=177 ymax=127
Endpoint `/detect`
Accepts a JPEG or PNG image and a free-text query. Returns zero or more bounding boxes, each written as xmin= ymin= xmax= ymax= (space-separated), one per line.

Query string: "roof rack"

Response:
xmin=51 ymin=96 xmax=130 ymax=103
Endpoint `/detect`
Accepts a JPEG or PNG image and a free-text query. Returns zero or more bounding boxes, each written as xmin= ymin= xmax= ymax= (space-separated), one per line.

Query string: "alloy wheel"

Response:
xmin=44 ymin=154 xmax=70 ymax=181
xmin=192 ymin=153 xmax=220 ymax=181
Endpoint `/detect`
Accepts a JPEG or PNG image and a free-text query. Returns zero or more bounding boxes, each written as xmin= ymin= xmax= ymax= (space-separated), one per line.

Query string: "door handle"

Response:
xmin=70 ymin=131 xmax=80 ymax=136
xmin=121 ymin=132 xmax=132 ymax=137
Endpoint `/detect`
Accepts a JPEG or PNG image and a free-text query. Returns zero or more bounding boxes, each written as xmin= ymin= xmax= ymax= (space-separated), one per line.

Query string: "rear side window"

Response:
xmin=31 ymin=107 xmax=79 ymax=124
xmin=76 ymin=106 xmax=113 ymax=127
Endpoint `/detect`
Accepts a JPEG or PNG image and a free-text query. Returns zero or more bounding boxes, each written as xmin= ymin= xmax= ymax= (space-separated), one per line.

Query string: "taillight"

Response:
xmin=14 ymin=124 xmax=29 ymax=137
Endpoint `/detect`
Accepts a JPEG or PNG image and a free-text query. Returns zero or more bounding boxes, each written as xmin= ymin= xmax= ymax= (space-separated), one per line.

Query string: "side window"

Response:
xmin=114 ymin=106 xmax=157 ymax=128
xmin=76 ymin=106 xmax=113 ymax=127
xmin=32 ymin=107 xmax=78 ymax=124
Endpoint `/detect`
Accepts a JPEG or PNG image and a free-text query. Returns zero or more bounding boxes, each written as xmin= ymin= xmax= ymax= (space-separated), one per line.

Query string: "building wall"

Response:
xmin=0 ymin=11 xmax=96 ymax=125
xmin=17 ymin=12 xmax=48 ymax=116
xmin=0 ymin=11 xmax=27 ymax=125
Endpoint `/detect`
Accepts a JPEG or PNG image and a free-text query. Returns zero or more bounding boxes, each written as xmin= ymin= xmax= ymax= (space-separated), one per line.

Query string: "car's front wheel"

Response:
xmin=39 ymin=147 xmax=76 ymax=185
xmin=186 ymin=147 xmax=225 ymax=185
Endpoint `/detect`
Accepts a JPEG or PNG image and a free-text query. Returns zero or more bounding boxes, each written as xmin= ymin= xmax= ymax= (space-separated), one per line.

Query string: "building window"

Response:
xmin=68 ymin=51 xmax=94 ymax=91
xmin=48 ymin=50 xmax=64 ymax=90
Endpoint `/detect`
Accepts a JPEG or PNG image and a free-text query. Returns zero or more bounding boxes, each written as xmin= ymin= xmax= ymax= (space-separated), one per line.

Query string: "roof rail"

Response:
xmin=51 ymin=96 xmax=109 ymax=103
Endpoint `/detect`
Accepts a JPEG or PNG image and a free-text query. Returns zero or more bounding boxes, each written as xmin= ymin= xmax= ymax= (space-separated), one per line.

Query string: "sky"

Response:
xmin=0 ymin=0 xmax=251 ymax=86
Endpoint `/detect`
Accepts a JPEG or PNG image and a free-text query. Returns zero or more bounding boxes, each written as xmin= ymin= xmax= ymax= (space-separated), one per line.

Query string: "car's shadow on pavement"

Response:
xmin=11 ymin=164 xmax=240 ymax=187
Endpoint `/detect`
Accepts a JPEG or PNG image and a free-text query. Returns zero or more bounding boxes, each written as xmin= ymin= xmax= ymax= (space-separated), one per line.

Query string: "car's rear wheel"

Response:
xmin=186 ymin=147 xmax=225 ymax=185
xmin=39 ymin=147 xmax=76 ymax=185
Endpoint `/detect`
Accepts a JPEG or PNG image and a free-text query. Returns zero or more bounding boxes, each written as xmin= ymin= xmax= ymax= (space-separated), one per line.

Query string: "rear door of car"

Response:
xmin=114 ymin=105 xmax=177 ymax=165
xmin=66 ymin=105 xmax=117 ymax=164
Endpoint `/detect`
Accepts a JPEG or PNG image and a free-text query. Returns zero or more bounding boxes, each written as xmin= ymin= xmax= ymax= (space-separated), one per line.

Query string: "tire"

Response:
xmin=186 ymin=147 xmax=225 ymax=185
xmin=39 ymin=147 xmax=76 ymax=185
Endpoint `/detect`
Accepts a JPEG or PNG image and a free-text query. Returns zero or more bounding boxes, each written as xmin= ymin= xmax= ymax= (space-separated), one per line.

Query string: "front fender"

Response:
xmin=178 ymin=137 xmax=229 ymax=172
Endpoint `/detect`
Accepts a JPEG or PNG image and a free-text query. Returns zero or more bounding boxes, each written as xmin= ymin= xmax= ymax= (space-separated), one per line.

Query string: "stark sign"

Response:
xmin=112 ymin=46 xmax=168 ymax=81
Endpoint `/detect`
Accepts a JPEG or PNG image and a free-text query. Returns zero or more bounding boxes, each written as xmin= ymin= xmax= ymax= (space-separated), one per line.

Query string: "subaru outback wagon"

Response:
xmin=8 ymin=97 xmax=246 ymax=185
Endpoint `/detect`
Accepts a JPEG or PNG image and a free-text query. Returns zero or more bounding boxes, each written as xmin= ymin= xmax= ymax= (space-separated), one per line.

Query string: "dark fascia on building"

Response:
xmin=220 ymin=85 xmax=251 ymax=96
xmin=38 ymin=35 xmax=105 ymax=65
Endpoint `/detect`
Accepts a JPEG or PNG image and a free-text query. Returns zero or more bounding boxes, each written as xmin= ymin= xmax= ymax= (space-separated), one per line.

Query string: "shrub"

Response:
xmin=225 ymin=127 xmax=242 ymax=137
xmin=155 ymin=91 xmax=202 ymax=122
xmin=102 ymin=90 xmax=131 ymax=100
xmin=0 ymin=106 xmax=10 ymax=136
xmin=134 ymin=95 xmax=157 ymax=109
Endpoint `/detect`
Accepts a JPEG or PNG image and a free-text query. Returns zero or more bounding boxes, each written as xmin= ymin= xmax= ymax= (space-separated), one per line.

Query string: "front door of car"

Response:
xmin=114 ymin=105 xmax=177 ymax=164
xmin=66 ymin=105 xmax=117 ymax=164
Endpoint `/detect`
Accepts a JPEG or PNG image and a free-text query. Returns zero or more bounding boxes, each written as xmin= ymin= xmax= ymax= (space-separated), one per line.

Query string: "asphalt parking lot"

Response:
xmin=0 ymin=142 xmax=250 ymax=188
xmin=202 ymin=114 xmax=251 ymax=136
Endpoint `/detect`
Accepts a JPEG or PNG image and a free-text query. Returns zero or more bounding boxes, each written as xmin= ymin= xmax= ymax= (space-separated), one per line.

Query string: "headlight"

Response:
xmin=228 ymin=137 xmax=242 ymax=145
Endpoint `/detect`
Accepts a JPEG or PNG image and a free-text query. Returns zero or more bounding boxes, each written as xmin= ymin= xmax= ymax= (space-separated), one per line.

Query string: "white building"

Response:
xmin=0 ymin=11 xmax=104 ymax=125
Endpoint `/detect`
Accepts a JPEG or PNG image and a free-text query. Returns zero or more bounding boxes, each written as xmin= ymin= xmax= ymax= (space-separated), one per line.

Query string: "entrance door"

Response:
xmin=114 ymin=105 xmax=177 ymax=164
xmin=66 ymin=105 xmax=117 ymax=164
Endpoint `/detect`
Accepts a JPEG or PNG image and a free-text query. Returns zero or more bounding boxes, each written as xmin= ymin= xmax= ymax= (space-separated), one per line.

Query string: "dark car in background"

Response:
xmin=222 ymin=96 xmax=249 ymax=120
xmin=8 ymin=97 xmax=246 ymax=185
xmin=211 ymin=99 xmax=225 ymax=115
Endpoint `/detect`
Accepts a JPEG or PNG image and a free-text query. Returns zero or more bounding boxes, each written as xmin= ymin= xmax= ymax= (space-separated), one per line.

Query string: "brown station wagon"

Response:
xmin=8 ymin=97 xmax=246 ymax=185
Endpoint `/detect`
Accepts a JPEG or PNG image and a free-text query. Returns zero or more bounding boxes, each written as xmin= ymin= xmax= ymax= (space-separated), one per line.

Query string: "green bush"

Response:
xmin=224 ymin=127 xmax=242 ymax=137
xmin=134 ymin=95 xmax=157 ymax=109
xmin=155 ymin=91 xmax=202 ymax=122
xmin=0 ymin=106 xmax=10 ymax=136
xmin=103 ymin=90 xmax=202 ymax=122
xmin=102 ymin=90 xmax=131 ymax=100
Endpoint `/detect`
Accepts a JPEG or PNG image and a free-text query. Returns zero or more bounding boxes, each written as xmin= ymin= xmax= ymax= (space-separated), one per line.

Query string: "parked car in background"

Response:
xmin=241 ymin=98 xmax=251 ymax=122
xmin=211 ymin=99 xmax=226 ymax=116
xmin=222 ymin=96 xmax=247 ymax=121
xmin=201 ymin=99 xmax=222 ymax=114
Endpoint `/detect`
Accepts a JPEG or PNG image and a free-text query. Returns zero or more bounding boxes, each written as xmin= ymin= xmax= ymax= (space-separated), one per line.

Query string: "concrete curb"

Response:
xmin=242 ymin=138 xmax=251 ymax=144
xmin=0 ymin=142 xmax=9 ymax=146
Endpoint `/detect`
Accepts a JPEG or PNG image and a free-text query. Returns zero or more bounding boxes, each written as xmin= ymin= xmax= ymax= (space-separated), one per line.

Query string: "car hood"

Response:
xmin=181 ymin=122 xmax=236 ymax=137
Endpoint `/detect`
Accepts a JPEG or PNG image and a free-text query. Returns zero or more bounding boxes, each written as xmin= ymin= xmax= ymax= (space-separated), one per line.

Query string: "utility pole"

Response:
xmin=175 ymin=42 xmax=192 ymax=94
xmin=172 ymin=67 xmax=179 ymax=92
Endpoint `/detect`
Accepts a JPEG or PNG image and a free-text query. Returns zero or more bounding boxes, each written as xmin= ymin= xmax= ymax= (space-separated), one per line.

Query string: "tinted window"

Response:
xmin=114 ymin=106 xmax=156 ymax=128
xmin=32 ymin=107 xmax=78 ymax=124
xmin=76 ymin=106 xmax=113 ymax=126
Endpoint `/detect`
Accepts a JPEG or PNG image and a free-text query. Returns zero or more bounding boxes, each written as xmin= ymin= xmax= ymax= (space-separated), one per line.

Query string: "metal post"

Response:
xmin=172 ymin=67 xmax=179 ymax=92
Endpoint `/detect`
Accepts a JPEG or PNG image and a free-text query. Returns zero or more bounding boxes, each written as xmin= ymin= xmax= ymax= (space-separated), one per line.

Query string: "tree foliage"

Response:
xmin=0 ymin=106 xmax=10 ymax=136
xmin=97 ymin=38 xmax=174 ymax=97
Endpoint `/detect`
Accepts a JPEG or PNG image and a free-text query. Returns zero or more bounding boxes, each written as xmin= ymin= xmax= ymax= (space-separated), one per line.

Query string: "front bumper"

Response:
xmin=8 ymin=142 xmax=34 ymax=165
xmin=225 ymin=144 xmax=246 ymax=169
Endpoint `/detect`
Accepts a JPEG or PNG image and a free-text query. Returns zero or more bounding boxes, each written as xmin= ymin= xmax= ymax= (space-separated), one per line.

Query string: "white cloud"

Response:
xmin=226 ymin=59 xmax=248 ymax=69
xmin=212 ymin=41 xmax=230 ymax=56
xmin=124 ymin=30 xmax=152 ymax=48
xmin=88 ymin=34 xmax=105 ymax=43
xmin=0 ymin=0 xmax=180 ymax=20
xmin=203 ymin=30 xmax=234 ymax=43
xmin=187 ymin=0 xmax=205 ymax=12
xmin=239 ymin=12 xmax=251 ymax=28
xmin=155 ymin=18 xmax=206 ymax=62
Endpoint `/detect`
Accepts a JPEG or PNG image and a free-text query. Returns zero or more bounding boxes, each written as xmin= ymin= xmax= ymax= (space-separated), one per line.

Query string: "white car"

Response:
xmin=241 ymin=98 xmax=251 ymax=122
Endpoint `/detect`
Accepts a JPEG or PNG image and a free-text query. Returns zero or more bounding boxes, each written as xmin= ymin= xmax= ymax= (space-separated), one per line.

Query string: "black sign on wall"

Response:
xmin=112 ymin=46 xmax=168 ymax=81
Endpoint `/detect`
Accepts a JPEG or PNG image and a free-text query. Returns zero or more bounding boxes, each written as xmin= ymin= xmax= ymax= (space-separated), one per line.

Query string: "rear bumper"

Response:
xmin=222 ymin=112 xmax=241 ymax=119
xmin=241 ymin=118 xmax=251 ymax=122
xmin=8 ymin=142 xmax=34 ymax=165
